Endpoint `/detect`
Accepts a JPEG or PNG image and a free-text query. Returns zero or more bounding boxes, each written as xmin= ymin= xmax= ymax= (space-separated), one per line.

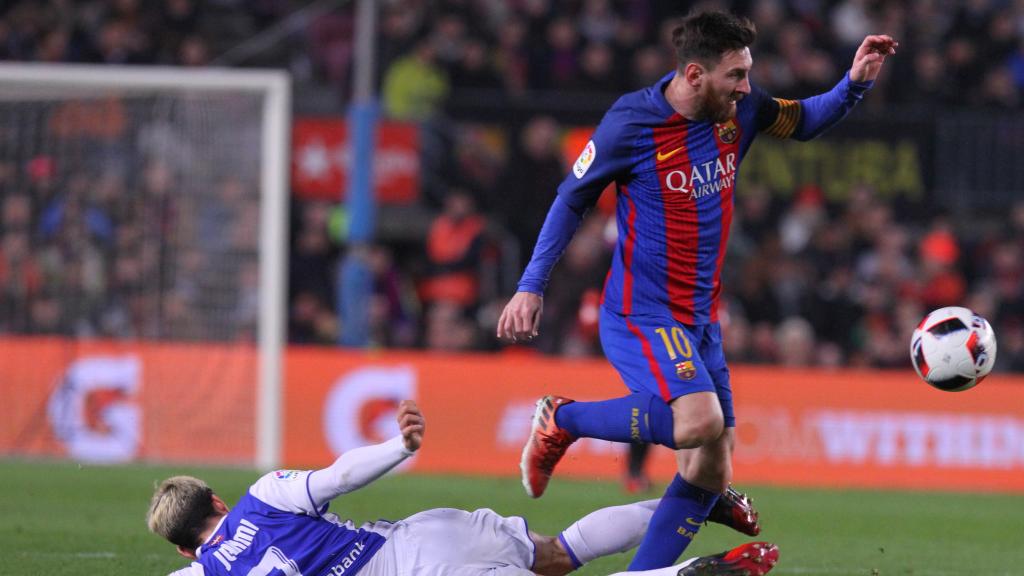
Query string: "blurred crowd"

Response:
xmin=0 ymin=95 xmax=264 ymax=341
xmin=1 ymin=0 xmax=1023 ymax=372
xmin=2 ymin=0 xmax=1023 ymax=109
xmin=371 ymin=0 xmax=1024 ymax=115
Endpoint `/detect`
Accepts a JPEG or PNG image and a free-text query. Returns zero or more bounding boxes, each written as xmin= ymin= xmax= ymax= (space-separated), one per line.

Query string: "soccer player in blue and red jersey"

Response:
xmin=498 ymin=10 xmax=896 ymax=570
xmin=147 ymin=400 xmax=780 ymax=576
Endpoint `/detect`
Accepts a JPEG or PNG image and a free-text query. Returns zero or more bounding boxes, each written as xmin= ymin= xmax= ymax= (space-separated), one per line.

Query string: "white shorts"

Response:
xmin=358 ymin=508 xmax=537 ymax=576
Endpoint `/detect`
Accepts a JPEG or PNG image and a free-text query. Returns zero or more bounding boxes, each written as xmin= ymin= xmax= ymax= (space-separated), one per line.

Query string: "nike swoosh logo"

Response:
xmin=685 ymin=517 xmax=702 ymax=526
xmin=656 ymin=146 xmax=685 ymax=162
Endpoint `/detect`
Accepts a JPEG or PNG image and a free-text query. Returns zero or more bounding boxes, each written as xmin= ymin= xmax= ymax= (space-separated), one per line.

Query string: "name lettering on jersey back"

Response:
xmin=327 ymin=541 xmax=366 ymax=575
xmin=663 ymin=152 xmax=736 ymax=201
xmin=212 ymin=519 xmax=260 ymax=570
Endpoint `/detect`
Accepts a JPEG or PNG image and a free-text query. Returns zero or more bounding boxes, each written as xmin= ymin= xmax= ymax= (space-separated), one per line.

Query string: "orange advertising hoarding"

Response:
xmin=0 ymin=337 xmax=256 ymax=465
xmin=5 ymin=336 xmax=1023 ymax=492
xmin=285 ymin=348 xmax=1024 ymax=492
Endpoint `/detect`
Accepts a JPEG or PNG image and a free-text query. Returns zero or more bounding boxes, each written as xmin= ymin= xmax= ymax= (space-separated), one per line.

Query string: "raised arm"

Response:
xmin=306 ymin=400 xmax=424 ymax=508
xmin=760 ymin=35 xmax=897 ymax=141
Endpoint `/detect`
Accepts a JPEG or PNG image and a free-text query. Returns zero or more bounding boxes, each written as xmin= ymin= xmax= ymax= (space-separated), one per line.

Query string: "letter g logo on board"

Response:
xmin=323 ymin=366 xmax=417 ymax=469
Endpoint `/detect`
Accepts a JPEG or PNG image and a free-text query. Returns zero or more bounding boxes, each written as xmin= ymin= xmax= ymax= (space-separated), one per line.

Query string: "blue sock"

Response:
xmin=554 ymin=393 xmax=675 ymax=448
xmin=627 ymin=475 xmax=720 ymax=570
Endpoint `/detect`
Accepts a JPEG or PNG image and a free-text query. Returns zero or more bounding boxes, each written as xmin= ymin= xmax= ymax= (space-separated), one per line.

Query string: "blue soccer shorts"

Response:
xmin=599 ymin=306 xmax=735 ymax=427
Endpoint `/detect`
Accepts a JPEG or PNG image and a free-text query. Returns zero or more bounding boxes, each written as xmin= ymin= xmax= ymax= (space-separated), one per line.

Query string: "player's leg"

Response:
xmin=608 ymin=542 xmax=780 ymax=576
xmin=385 ymin=508 xmax=536 ymax=575
xmin=529 ymin=499 xmax=776 ymax=576
xmin=534 ymin=523 xmax=779 ymax=576
xmin=680 ymin=439 xmax=761 ymax=536
xmin=556 ymin=309 xmax=723 ymax=449
xmin=545 ymin=499 xmax=659 ymax=573
xmin=690 ymin=322 xmax=760 ymax=535
xmin=521 ymin=309 xmax=718 ymax=498
xmin=627 ymin=324 xmax=728 ymax=570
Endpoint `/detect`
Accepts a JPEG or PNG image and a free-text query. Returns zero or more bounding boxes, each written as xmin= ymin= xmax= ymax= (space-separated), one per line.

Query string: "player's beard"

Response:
xmin=697 ymin=89 xmax=740 ymax=124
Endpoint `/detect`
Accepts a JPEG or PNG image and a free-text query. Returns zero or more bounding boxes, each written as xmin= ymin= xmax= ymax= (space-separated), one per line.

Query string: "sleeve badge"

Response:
xmin=573 ymin=140 xmax=597 ymax=179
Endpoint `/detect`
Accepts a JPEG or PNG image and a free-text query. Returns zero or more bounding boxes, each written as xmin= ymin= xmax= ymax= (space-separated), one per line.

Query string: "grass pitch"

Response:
xmin=3 ymin=459 xmax=1022 ymax=575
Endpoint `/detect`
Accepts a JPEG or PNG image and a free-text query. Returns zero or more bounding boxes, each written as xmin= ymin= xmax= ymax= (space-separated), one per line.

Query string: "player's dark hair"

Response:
xmin=671 ymin=11 xmax=756 ymax=70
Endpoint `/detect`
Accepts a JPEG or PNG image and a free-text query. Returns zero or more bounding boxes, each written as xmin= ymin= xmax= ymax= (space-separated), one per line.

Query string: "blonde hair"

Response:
xmin=146 ymin=475 xmax=216 ymax=549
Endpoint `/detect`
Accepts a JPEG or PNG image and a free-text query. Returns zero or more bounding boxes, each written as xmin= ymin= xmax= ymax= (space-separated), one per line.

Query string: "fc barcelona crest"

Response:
xmin=717 ymin=120 xmax=738 ymax=144
xmin=675 ymin=360 xmax=696 ymax=380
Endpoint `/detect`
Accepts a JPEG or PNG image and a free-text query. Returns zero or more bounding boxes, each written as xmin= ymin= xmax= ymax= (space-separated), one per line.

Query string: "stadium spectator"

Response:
xmin=146 ymin=399 xmax=780 ymax=576
xmin=419 ymin=189 xmax=487 ymax=312
xmin=382 ymin=39 xmax=449 ymax=122
xmin=366 ymin=244 xmax=418 ymax=348
xmin=495 ymin=116 xmax=566 ymax=264
xmin=535 ymin=215 xmax=609 ymax=357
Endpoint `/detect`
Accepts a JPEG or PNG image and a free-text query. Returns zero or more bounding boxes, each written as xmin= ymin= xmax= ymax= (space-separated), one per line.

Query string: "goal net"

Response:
xmin=0 ymin=64 xmax=289 ymax=469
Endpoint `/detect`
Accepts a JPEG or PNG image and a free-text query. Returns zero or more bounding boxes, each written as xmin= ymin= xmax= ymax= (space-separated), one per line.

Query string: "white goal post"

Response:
xmin=0 ymin=63 xmax=290 ymax=470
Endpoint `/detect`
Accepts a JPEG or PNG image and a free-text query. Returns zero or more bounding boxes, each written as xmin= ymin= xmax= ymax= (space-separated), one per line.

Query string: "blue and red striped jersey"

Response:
xmin=518 ymin=71 xmax=871 ymax=325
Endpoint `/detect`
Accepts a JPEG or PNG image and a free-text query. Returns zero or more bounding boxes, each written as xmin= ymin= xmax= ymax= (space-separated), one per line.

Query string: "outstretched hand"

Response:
xmin=397 ymin=400 xmax=425 ymax=452
xmin=850 ymin=35 xmax=898 ymax=83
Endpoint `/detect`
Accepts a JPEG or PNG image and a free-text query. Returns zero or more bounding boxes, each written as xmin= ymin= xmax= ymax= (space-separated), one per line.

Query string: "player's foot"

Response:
xmin=521 ymin=395 xmax=576 ymax=498
xmin=707 ymin=485 xmax=761 ymax=536
xmin=677 ymin=542 xmax=779 ymax=576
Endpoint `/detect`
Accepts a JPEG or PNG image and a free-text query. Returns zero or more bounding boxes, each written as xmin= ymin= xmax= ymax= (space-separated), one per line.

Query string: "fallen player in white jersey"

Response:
xmin=147 ymin=400 xmax=778 ymax=576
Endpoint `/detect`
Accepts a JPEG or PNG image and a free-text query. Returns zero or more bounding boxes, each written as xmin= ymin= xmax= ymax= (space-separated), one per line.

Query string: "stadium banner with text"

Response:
xmin=0 ymin=337 xmax=256 ymax=465
xmin=291 ymin=118 xmax=419 ymax=203
xmin=285 ymin=348 xmax=1024 ymax=493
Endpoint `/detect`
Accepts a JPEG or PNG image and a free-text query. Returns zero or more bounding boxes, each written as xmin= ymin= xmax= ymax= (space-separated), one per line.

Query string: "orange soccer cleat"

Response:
xmin=520 ymin=395 xmax=577 ymax=498
xmin=677 ymin=542 xmax=780 ymax=576
xmin=707 ymin=485 xmax=761 ymax=536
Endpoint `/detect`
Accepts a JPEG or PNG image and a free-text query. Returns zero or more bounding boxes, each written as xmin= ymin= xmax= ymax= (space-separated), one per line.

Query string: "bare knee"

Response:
xmin=669 ymin=392 xmax=725 ymax=449
xmin=671 ymin=410 xmax=724 ymax=449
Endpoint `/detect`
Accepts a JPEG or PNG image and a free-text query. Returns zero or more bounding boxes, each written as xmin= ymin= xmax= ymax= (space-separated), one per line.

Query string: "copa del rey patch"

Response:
xmin=573 ymin=140 xmax=596 ymax=179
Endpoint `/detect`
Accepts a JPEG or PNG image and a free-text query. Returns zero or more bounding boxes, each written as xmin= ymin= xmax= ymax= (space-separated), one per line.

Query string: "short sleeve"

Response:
xmin=556 ymin=103 xmax=636 ymax=211
xmin=248 ymin=469 xmax=322 ymax=516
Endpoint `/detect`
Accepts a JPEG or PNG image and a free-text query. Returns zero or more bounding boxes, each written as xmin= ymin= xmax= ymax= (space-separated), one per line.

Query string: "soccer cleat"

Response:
xmin=707 ymin=485 xmax=761 ymax=536
xmin=677 ymin=541 xmax=780 ymax=576
xmin=520 ymin=395 xmax=577 ymax=498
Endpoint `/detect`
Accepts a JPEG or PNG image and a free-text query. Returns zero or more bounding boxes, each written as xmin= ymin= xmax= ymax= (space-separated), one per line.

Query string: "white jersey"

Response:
xmin=173 ymin=469 xmax=385 ymax=576
xmin=164 ymin=436 xmax=534 ymax=576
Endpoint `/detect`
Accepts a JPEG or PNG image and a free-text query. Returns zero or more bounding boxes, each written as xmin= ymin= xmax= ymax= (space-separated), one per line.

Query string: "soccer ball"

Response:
xmin=910 ymin=306 xmax=997 ymax=392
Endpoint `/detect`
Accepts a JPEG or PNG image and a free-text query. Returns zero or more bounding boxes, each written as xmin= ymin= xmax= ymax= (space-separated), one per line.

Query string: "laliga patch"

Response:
xmin=573 ymin=140 xmax=596 ymax=179
xmin=675 ymin=360 xmax=696 ymax=380
xmin=273 ymin=470 xmax=302 ymax=481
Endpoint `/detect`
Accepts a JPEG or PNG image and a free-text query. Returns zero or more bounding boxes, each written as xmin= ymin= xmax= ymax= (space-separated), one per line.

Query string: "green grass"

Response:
xmin=3 ymin=459 xmax=1022 ymax=575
